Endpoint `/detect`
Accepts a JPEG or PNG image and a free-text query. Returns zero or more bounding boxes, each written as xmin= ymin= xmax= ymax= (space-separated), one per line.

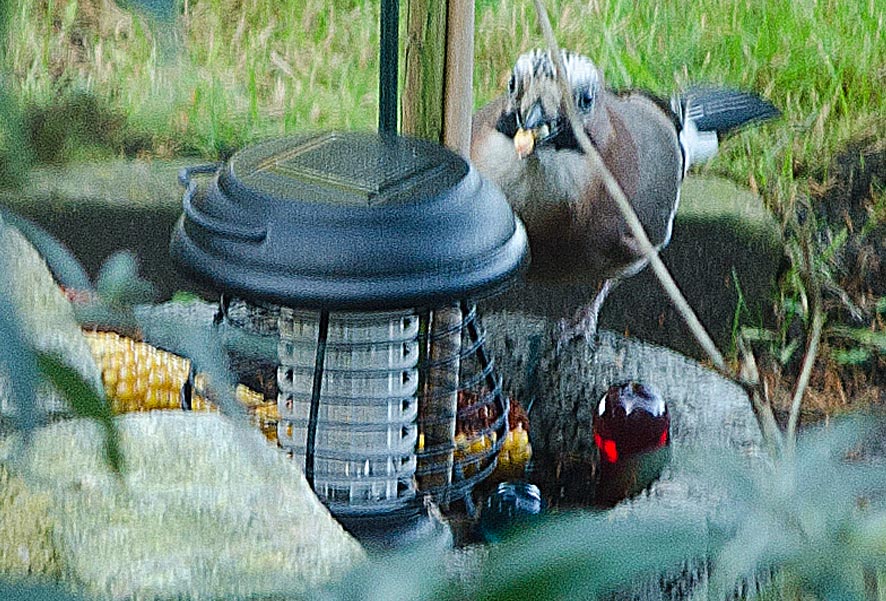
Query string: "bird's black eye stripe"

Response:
xmin=495 ymin=111 xmax=518 ymax=138
xmin=508 ymin=74 xmax=516 ymax=95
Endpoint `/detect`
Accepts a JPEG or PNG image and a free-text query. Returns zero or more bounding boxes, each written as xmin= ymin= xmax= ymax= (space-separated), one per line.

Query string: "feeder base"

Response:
xmin=335 ymin=505 xmax=452 ymax=552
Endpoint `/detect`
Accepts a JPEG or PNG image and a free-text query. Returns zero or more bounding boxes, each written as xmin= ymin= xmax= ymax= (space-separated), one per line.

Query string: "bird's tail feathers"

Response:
xmin=672 ymin=87 xmax=779 ymax=173
xmin=681 ymin=87 xmax=780 ymax=135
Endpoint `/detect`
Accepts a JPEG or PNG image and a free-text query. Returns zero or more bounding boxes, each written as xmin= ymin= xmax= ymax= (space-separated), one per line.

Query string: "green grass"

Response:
xmin=1 ymin=0 xmax=885 ymax=209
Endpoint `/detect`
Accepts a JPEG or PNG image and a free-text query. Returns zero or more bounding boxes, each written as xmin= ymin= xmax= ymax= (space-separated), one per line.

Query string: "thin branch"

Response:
xmin=786 ymin=305 xmax=824 ymax=449
xmin=531 ymin=0 xmax=726 ymax=372
xmin=737 ymin=333 xmax=784 ymax=455
xmin=786 ymin=236 xmax=825 ymax=451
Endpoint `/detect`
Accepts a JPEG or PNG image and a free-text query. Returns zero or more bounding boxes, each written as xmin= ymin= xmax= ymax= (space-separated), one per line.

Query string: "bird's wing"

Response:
xmin=592 ymin=91 xmax=683 ymax=252
xmin=673 ymin=87 xmax=781 ymax=171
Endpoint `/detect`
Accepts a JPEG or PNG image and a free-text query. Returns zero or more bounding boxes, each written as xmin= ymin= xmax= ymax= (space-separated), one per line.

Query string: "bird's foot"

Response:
xmin=554 ymin=307 xmax=599 ymax=353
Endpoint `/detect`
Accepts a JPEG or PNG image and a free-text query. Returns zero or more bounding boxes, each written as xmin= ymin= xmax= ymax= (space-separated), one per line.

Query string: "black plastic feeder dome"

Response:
xmin=170 ymin=131 xmax=528 ymax=549
xmin=170 ymin=132 xmax=527 ymax=310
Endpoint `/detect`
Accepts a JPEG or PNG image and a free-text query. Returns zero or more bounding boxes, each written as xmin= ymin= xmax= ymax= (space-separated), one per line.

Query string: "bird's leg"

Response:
xmin=556 ymin=278 xmax=618 ymax=350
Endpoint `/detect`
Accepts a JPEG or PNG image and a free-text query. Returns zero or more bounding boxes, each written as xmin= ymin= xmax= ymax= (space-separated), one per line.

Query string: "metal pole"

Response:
xmin=379 ymin=0 xmax=399 ymax=133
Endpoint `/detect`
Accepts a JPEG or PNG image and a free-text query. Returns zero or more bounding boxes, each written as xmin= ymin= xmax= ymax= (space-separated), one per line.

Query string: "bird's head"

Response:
xmin=502 ymin=49 xmax=602 ymax=159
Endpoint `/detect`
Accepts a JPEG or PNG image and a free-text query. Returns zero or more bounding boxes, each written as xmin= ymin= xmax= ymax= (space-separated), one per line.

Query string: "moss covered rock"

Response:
xmin=5 ymin=412 xmax=366 ymax=600
xmin=0 ymin=465 xmax=62 ymax=579
xmin=0 ymin=219 xmax=103 ymax=416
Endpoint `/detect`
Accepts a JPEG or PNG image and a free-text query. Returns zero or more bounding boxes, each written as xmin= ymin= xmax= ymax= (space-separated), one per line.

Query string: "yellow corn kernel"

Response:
xmin=83 ymin=330 xmax=282 ymax=445
xmin=251 ymin=402 xmax=279 ymax=424
xmin=467 ymin=435 xmax=491 ymax=456
xmin=236 ymin=384 xmax=265 ymax=408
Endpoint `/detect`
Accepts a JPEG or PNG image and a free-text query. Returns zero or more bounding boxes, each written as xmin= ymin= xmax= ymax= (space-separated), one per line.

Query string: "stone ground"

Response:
xmin=0 ymin=217 xmax=367 ymax=600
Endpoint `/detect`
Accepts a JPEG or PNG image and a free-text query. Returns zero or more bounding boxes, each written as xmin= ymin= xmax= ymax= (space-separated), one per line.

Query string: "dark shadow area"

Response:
xmin=2 ymin=197 xmax=781 ymax=361
xmin=2 ymin=201 xmax=212 ymax=300
xmin=485 ymin=214 xmax=782 ymax=360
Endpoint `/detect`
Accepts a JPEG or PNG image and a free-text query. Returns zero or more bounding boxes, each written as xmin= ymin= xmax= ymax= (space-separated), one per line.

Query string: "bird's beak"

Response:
xmin=514 ymin=101 xmax=552 ymax=159
xmin=513 ymin=124 xmax=552 ymax=159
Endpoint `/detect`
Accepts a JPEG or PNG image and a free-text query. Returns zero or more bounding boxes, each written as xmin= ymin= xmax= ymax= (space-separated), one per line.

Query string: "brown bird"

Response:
xmin=470 ymin=49 xmax=778 ymax=344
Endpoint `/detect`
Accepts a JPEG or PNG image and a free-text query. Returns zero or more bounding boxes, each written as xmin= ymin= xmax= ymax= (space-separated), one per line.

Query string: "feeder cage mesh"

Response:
xmin=220 ymin=296 xmax=508 ymax=515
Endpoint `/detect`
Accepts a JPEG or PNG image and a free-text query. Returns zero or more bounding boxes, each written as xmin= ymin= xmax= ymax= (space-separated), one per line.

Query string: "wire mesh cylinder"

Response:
xmin=220 ymin=298 xmax=508 ymax=514
xmin=416 ymin=303 xmax=509 ymax=504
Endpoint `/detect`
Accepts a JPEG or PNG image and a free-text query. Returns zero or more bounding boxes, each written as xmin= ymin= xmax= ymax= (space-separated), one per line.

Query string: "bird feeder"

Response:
xmin=170 ymin=131 xmax=527 ymax=544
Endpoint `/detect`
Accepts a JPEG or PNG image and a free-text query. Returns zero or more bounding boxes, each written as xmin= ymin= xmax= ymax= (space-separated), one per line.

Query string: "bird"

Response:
xmin=470 ymin=49 xmax=779 ymax=345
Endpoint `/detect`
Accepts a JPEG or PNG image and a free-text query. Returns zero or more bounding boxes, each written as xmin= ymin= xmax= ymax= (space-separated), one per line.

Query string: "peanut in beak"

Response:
xmin=513 ymin=125 xmax=550 ymax=159
xmin=513 ymin=128 xmax=536 ymax=159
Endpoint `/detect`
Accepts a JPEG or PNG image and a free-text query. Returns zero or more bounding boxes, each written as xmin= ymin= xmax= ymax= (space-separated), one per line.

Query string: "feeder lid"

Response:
xmin=170 ymin=132 xmax=528 ymax=310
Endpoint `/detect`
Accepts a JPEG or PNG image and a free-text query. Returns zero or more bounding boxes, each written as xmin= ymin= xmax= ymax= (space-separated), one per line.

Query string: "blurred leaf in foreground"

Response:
xmin=685 ymin=415 xmax=886 ymax=600
xmin=0 ymin=287 xmax=40 ymax=442
xmin=95 ymin=251 xmax=156 ymax=308
xmin=325 ymin=508 xmax=709 ymax=601
xmin=76 ymin=251 xmax=157 ymax=333
xmin=0 ymin=580 xmax=86 ymax=601
xmin=34 ymin=352 xmax=123 ymax=476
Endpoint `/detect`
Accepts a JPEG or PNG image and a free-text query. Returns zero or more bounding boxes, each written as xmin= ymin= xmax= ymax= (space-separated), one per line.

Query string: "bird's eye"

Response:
xmin=508 ymin=74 xmax=516 ymax=95
xmin=577 ymin=86 xmax=594 ymax=111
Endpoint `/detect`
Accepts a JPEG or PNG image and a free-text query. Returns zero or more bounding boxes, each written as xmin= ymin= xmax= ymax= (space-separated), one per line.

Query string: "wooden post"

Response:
xmin=442 ymin=0 xmax=474 ymax=156
xmin=402 ymin=0 xmax=475 ymax=153
xmin=401 ymin=0 xmax=447 ymax=141
xmin=402 ymin=0 xmax=475 ymax=493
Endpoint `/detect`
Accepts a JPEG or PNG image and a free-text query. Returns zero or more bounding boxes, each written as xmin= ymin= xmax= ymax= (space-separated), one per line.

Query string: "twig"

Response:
xmin=786 ymin=236 xmax=825 ymax=451
xmin=737 ymin=334 xmax=784 ymax=456
xmin=786 ymin=306 xmax=823 ymax=449
xmin=531 ymin=0 xmax=725 ymax=372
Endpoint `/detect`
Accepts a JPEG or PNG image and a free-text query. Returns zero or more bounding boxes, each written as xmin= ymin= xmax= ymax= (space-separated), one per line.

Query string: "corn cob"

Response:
xmin=83 ymin=329 xmax=279 ymax=440
xmin=84 ymin=330 xmax=190 ymax=413
xmin=83 ymin=329 xmax=522 ymax=463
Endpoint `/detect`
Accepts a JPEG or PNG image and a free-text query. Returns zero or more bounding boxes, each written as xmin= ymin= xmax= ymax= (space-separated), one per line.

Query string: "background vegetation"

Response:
xmin=0 ymin=0 xmax=882 ymax=207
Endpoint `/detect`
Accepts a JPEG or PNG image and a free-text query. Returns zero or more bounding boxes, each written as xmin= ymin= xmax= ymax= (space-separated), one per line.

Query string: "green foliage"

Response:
xmin=326 ymin=509 xmax=709 ymax=601
xmin=170 ymin=290 xmax=202 ymax=303
xmin=95 ymin=250 xmax=156 ymax=308
xmin=0 ymin=287 xmax=41 ymax=441
xmin=33 ymin=352 xmax=123 ymax=475
xmin=73 ymin=250 xmax=157 ymax=333
xmin=136 ymin=309 xmax=246 ymax=421
xmin=690 ymin=416 xmax=886 ymax=600
xmin=0 ymin=0 xmax=33 ymax=190
xmin=0 ymin=241 xmax=125 ymax=473
xmin=832 ymin=347 xmax=872 ymax=367
xmin=322 ymin=417 xmax=886 ymax=601
xmin=0 ymin=0 xmax=881 ymax=206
